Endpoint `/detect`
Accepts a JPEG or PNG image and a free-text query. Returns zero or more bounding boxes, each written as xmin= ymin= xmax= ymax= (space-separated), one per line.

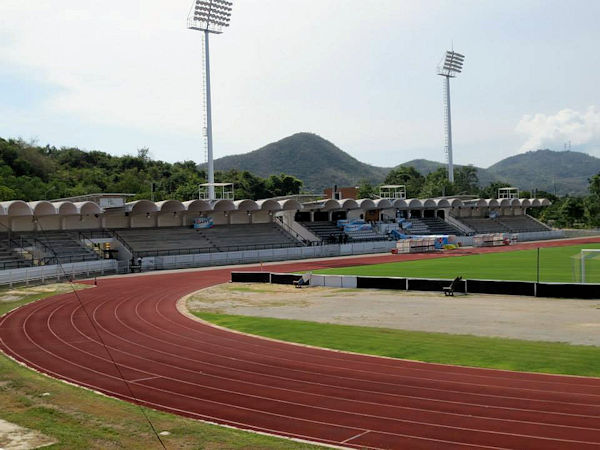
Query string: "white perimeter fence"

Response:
xmin=0 ymin=259 xmax=118 ymax=287
xmin=141 ymin=241 xmax=397 ymax=271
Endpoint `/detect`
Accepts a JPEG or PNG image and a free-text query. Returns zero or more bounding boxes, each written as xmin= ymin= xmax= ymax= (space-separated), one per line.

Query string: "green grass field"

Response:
xmin=196 ymin=313 xmax=600 ymax=377
xmin=315 ymin=243 xmax=600 ymax=283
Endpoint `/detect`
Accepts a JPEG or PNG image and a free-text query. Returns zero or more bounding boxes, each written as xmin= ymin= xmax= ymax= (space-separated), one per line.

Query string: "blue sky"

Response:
xmin=1 ymin=0 xmax=599 ymax=168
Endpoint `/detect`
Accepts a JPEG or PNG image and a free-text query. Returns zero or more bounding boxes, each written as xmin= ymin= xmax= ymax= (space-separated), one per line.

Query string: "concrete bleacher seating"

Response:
xmin=406 ymin=217 xmax=463 ymax=236
xmin=116 ymin=223 xmax=303 ymax=257
xmin=17 ymin=231 xmax=100 ymax=264
xmin=457 ymin=215 xmax=549 ymax=234
xmin=0 ymin=239 xmax=33 ymax=270
xmin=457 ymin=217 xmax=510 ymax=234
xmin=495 ymin=215 xmax=551 ymax=233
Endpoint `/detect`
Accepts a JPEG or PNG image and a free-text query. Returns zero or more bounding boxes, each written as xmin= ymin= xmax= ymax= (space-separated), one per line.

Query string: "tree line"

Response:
xmin=0 ymin=138 xmax=303 ymax=202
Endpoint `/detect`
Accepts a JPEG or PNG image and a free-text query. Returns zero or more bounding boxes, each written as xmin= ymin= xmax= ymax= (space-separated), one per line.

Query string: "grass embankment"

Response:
xmin=315 ymin=243 xmax=600 ymax=283
xmin=0 ymin=285 xmax=322 ymax=449
xmin=196 ymin=313 xmax=600 ymax=378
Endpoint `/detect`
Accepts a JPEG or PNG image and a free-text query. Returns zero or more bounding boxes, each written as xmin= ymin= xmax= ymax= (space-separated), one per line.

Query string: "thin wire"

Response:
xmin=33 ymin=218 xmax=167 ymax=450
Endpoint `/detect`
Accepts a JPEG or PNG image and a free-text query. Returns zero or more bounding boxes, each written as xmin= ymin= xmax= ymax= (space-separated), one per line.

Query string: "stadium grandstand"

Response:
xmin=0 ymin=192 xmax=555 ymax=284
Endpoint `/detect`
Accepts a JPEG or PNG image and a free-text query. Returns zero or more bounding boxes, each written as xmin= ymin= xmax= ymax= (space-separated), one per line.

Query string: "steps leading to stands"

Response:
xmin=299 ymin=222 xmax=345 ymax=242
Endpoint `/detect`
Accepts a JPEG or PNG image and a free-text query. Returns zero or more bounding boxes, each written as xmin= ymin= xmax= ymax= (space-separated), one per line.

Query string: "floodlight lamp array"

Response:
xmin=438 ymin=50 xmax=465 ymax=77
xmin=188 ymin=0 xmax=233 ymax=34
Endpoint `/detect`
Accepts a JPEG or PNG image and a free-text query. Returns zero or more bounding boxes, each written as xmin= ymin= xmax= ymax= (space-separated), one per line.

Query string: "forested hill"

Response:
xmin=400 ymin=150 xmax=600 ymax=195
xmin=486 ymin=150 xmax=600 ymax=195
xmin=213 ymin=132 xmax=389 ymax=192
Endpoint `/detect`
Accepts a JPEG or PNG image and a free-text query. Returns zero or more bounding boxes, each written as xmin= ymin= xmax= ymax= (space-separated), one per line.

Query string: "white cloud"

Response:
xmin=516 ymin=106 xmax=600 ymax=153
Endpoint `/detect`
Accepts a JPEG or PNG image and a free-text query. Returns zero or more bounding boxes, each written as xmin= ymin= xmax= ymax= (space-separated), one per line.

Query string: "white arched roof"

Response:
xmin=74 ymin=201 xmax=103 ymax=216
xmin=1 ymin=200 xmax=32 ymax=216
xmin=434 ymin=199 xmax=451 ymax=208
xmin=320 ymin=199 xmax=341 ymax=211
xmin=256 ymin=199 xmax=282 ymax=212
xmin=486 ymin=199 xmax=500 ymax=208
xmin=212 ymin=199 xmax=236 ymax=212
xmin=279 ymin=199 xmax=302 ymax=211
xmin=127 ymin=200 xmax=158 ymax=215
xmin=529 ymin=198 xmax=541 ymax=207
xmin=422 ymin=199 xmax=436 ymax=209
xmin=52 ymin=201 xmax=78 ymax=216
xmin=234 ymin=199 xmax=260 ymax=211
xmin=30 ymin=201 xmax=57 ymax=216
xmin=392 ymin=199 xmax=408 ymax=209
xmin=183 ymin=199 xmax=212 ymax=212
xmin=356 ymin=199 xmax=376 ymax=210
xmin=407 ymin=199 xmax=422 ymax=209
xmin=339 ymin=198 xmax=359 ymax=210
xmin=500 ymin=198 xmax=520 ymax=207
xmin=156 ymin=200 xmax=185 ymax=213
xmin=373 ymin=198 xmax=393 ymax=209
xmin=448 ymin=198 xmax=463 ymax=208
xmin=519 ymin=199 xmax=532 ymax=208
xmin=540 ymin=198 xmax=551 ymax=207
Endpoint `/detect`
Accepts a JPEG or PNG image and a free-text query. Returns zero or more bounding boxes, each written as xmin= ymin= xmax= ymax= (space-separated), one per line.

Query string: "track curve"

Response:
xmin=2 ymin=243 xmax=600 ymax=449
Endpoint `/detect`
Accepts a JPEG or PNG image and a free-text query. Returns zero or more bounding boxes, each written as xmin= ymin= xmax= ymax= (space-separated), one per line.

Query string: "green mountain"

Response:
xmin=486 ymin=150 xmax=600 ymax=196
xmin=213 ymin=132 xmax=389 ymax=192
xmin=397 ymin=159 xmax=499 ymax=187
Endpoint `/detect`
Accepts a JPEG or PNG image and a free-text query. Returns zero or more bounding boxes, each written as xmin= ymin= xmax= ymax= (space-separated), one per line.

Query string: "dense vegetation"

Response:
xmin=0 ymin=138 xmax=303 ymax=201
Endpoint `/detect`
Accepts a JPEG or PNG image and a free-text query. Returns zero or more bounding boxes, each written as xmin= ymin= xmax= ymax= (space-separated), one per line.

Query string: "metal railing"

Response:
xmin=274 ymin=217 xmax=309 ymax=245
xmin=111 ymin=229 xmax=135 ymax=256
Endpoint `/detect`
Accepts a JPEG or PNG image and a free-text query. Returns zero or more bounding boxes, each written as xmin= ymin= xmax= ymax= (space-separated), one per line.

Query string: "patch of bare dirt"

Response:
xmin=0 ymin=419 xmax=56 ymax=449
xmin=187 ymin=283 xmax=600 ymax=346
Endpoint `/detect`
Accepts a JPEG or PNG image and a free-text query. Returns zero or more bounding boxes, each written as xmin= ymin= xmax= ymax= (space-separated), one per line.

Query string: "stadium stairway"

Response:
xmin=299 ymin=221 xmax=345 ymax=243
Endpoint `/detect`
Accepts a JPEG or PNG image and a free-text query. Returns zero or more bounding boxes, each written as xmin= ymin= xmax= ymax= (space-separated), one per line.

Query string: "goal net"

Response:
xmin=572 ymin=249 xmax=600 ymax=283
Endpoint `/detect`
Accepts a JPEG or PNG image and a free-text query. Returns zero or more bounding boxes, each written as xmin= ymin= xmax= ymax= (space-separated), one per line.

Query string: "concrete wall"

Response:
xmin=37 ymin=215 xmax=61 ymax=231
xmin=230 ymin=212 xmax=252 ymax=225
xmin=104 ymin=214 xmax=129 ymax=229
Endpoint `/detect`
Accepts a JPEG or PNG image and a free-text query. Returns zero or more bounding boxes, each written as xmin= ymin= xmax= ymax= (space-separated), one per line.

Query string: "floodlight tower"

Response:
xmin=187 ymin=0 xmax=233 ymax=201
xmin=437 ymin=50 xmax=465 ymax=183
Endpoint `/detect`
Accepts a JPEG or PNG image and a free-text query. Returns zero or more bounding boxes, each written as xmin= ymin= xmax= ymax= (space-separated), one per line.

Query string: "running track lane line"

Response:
xmin=1 ymin=241 xmax=600 ymax=449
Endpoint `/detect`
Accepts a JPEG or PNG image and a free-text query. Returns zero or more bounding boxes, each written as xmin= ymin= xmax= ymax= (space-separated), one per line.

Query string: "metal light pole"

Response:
xmin=437 ymin=50 xmax=465 ymax=184
xmin=188 ymin=0 xmax=233 ymax=201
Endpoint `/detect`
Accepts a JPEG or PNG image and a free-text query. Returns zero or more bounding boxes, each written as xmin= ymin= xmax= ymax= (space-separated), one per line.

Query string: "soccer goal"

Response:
xmin=576 ymin=249 xmax=600 ymax=283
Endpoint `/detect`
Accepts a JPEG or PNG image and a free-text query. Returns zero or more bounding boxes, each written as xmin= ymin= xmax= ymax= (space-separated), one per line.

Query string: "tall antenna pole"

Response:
xmin=437 ymin=50 xmax=465 ymax=184
xmin=187 ymin=0 xmax=233 ymax=201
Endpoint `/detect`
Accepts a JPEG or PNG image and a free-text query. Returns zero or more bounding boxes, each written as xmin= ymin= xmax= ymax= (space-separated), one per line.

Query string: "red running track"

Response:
xmin=1 ymin=239 xmax=600 ymax=449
